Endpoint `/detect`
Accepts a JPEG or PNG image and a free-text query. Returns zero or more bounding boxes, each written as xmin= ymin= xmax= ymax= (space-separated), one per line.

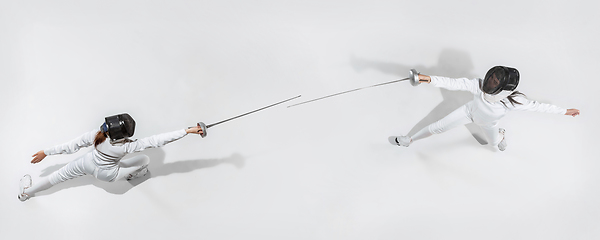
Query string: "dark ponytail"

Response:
xmin=501 ymin=91 xmax=526 ymax=107
xmin=94 ymin=131 xmax=107 ymax=147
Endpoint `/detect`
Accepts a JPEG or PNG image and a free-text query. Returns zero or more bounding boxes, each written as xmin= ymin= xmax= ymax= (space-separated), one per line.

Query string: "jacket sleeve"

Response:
xmin=122 ymin=129 xmax=188 ymax=153
xmin=430 ymin=76 xmax=480 ymax=95
xmin=509 ymin=96 xmax=567 ymax=114
xmin=44 ymin=129 xmax=97 ymax=155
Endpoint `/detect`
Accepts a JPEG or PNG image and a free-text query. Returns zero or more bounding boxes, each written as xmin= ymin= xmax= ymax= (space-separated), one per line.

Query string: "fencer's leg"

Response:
xmin=116 ymin=155 xmax=150 ymax=181
xmin=480 ymin=125 xmax=504 ymax=151
xmin=390 ymin=105 xmax=472 ymax=147
xmin=498 ymin=128 xmax=507 ymax=151
xmin=22 ymin=155 xmax=94 ymax=200
xmin=18 ymin=174 xmax=33 ymax=201
xmin=388 ymin=135 xmax=413 ymax=147
xmin=21 ymin=176 xmax=52 ymax=201
xmin=410 ymin=126 xmax=433 ymax=142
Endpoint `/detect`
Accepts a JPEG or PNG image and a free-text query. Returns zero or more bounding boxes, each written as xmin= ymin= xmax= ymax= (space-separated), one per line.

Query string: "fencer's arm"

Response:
xmin=122 ymin=125 xmax=204 ymax=153
xmin=42 ymin=129 xmax=97 ymax=156
xmin=510 ymin=96 xmax=575 ymax=116
xmin=31 ymin=150 xmax=47 ymax=164
xmin=32 ymin=129 xmax=96 ymax=164
xmin=422 ymin=75 xmax=480 ymax=94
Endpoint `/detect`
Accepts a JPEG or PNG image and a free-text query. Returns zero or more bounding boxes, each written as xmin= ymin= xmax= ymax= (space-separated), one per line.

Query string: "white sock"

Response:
xmin=410 ymin=127 xmax=433 ymax=142
xmin=24 ymin=177 xmax=53 ymax=197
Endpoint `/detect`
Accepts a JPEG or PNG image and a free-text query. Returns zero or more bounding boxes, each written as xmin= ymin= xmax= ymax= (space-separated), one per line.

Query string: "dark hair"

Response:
xmin=500 ymin=91 xmax=526 ymax=107
xmin=94 ymin=131 xmax=107 ymax=147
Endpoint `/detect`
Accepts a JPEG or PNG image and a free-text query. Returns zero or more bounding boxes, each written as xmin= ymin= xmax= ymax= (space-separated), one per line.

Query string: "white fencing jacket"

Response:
xmin=430 ymin=76 xmax=567 ymax=126
xmin=44 ymin=129 xmax=188 ymax=169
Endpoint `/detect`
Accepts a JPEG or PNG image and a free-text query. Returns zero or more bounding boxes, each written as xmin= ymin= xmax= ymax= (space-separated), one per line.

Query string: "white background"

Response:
xmin=1 ymin=1 xmax=599 ymax=239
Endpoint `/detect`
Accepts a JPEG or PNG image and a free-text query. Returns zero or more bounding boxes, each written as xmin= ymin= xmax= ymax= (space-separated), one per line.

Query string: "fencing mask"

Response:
xmin=481 ymin=66 xmax=519 ymax=103
xmin=100 ymin=113 xmax=136 ymax=141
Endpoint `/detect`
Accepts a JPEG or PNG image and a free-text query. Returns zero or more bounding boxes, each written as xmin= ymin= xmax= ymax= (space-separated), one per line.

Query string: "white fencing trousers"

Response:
xmin=25 ymin=153 xmax=150 ymax=196
xmin=409 ymin=105 xmax=503 ymax=150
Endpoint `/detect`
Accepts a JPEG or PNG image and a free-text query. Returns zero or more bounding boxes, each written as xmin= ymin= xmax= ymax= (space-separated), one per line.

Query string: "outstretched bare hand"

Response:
xmin=565 ymin=109 xmax=580 ymax=117
xmin=31 ymin=150 xmax=46 ymax=164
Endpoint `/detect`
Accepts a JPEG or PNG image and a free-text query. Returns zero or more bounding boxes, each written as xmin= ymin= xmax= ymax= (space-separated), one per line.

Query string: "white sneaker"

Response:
xmin=18 ymin=174 xmax=32 ymax=202
xmin=126 ymin=165 xmax=149 ymax=181
xmin=498 ymin=128 xmax=507 ymax=151
xmin=388 ymin=136 xmax=412 ymax=147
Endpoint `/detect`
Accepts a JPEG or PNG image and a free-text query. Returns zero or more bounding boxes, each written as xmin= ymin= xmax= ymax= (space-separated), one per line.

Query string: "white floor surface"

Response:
xmin=1 ymin=1 xmax=599 ymax=239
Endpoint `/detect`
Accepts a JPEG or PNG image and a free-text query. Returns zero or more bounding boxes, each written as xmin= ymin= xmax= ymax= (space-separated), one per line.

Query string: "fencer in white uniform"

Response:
xmin=390 ymin=66 xmax=580 ymax=151
xmin=18 ymin=113 xmax=205 ymax=201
